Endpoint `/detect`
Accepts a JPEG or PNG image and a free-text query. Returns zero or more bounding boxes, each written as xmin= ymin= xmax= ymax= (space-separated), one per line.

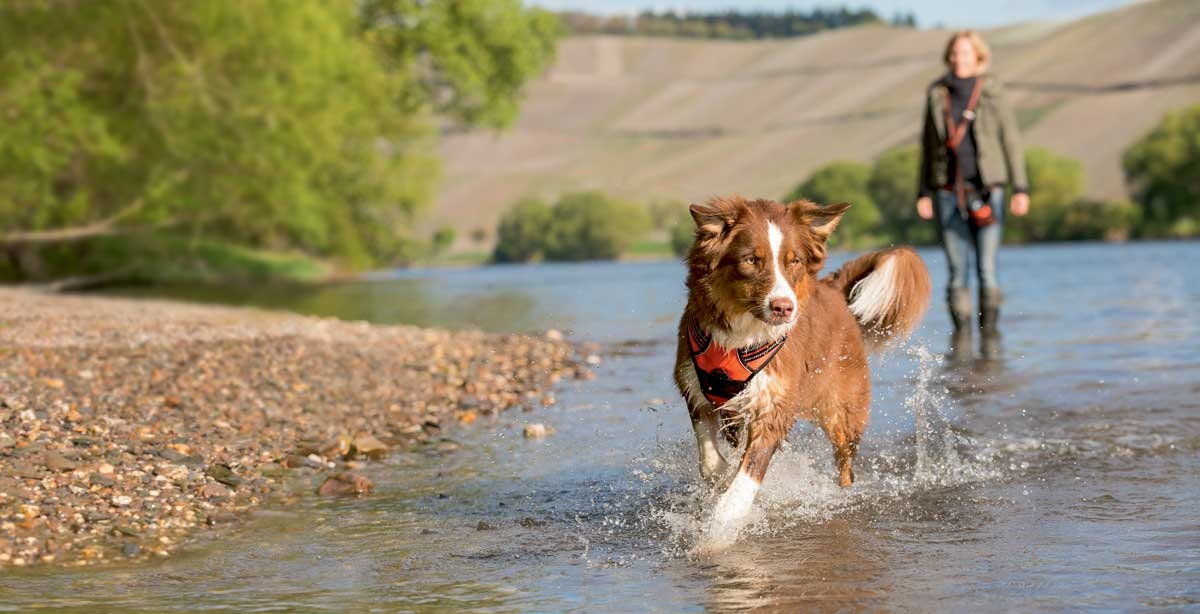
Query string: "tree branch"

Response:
xmin=0 ymin=199 xmax=174 ymax=246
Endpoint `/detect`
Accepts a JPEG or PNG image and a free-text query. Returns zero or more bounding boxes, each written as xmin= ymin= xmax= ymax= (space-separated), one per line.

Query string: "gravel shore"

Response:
xmin=0 ymin=288 xmax=587 ymax=567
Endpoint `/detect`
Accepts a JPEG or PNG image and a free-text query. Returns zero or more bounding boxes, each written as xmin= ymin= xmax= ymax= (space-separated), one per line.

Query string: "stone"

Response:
xmin=204 ymin=464 xmax=243 ymax=488
xmin=523 ymin=424 xmax=552 ymax=439
xmin=199 ymin=483 xmax=232 ymax=499
xmin=320 ymin=436 xmax=353 ymax=460
xmin=316 ymin=472 xmax=373 ymax=497
xmin=351 ymin=434 xmax=389 ymax=461
xmin=44 ymin=452 xmax=77 ymax=473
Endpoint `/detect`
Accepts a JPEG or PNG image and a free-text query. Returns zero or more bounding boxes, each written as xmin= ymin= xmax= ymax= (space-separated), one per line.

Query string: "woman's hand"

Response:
xmin=916 ymin=196 xmax=934 ymax=220
xmin=1010 ymin=192 xmax=1030 ymax=216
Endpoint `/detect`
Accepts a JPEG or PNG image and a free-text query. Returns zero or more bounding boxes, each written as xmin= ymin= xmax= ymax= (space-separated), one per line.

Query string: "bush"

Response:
xmin=1058 ymin=199 xmax=1141 ymax=242
xmin=784 ymin=161 xmax=881 ymax=247
xmin=647 ymin=198 xmax=687 ymax=231
xmin=492 ymin=197 xmax=552 ymax=263
xmin=868 ymin=145 xmax=937 ymax=245
xmin=492 ymin=192 xmax=651 ymax=262
xmin=670 ymin=207 xmax=696 ymax=257
xmin=431 ymin=226 xmax=456 ymax=255
xmin=543 ymin=192 xmax=650 ymax=261
xmin=1005 ymin=147 xmax=1086 ymax=243
xmin=1123 ymin=104 xmax=1200 ymax=237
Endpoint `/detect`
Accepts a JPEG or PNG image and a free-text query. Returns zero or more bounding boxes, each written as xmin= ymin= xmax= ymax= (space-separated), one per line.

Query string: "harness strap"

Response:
xmin=943 ymin=76 xmax=984 ymax=211
xmin=688 ymin=319 xmax=787 ymax=408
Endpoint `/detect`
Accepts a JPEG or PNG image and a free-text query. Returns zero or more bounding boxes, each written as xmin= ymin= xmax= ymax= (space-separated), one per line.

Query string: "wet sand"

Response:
xmin=0 ymin=288 xmax=587 ymax=567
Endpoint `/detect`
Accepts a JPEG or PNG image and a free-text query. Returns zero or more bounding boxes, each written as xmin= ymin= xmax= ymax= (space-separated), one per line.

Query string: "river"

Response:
xmin=2 ymin=241 xmax=1197 ymax=611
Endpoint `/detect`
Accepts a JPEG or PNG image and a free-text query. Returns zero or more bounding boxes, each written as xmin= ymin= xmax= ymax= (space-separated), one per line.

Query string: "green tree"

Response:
xmin=670 ymin=207 xmax=696 ymax=257
xmin=0 ymin=0 xmax=560 ymax=280
xmin=492 ymin=197 xmax=552 ymax=263
xmin=361 ymin=0 xmax=563 ymax=130
xmin=431 ymin=226 xmax=456 ymax=255
xmin=1123 ymin=104 xmax=1200 ymax=237
xmin=647 ymin=198 xmax=686 ymax=231
xmin=1005 ymin=147 xmax=1086 ymax=242
xmin=1058 ymin=199 xmax=1141 ymax=242
xmin=784 ymin=161 xmax=881 ymax=247
xmin=868 ymin=145 xmax=936 ymax=244
xmin=543 ymin=192 xmax=650 ymax=261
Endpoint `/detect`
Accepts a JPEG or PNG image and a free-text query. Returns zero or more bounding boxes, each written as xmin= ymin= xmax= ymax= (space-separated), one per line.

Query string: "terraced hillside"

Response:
xmin=432 ymin=0 xmax=1200 ymax=241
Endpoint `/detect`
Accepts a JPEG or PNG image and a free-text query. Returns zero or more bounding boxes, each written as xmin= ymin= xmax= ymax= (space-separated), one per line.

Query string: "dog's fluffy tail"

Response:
xmin=823 ymin=246 xmax=932 ymax=352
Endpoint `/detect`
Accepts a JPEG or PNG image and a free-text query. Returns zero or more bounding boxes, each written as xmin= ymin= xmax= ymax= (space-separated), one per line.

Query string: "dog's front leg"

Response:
xmin=704 ymin=417 xmax=783 ymax=547
xmin=677 ymin=361 xmax=730 ymax=482
xmin=690 ymin=406 xmax=730 ymax=482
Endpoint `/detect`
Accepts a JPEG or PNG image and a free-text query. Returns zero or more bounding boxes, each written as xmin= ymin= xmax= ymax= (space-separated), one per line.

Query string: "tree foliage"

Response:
xmin=670 ymin=207 xmax=697 ymax=257
xmin=1005 ymin=147 xmax=1086 ymax=242
xmin=868 ymin=144 xmax=936 ymax=245
xmin=492 ymin=192 xmax=649 ymax=262
xmin=784 ymin=161 xmax=882 ymax=247
xmin=493 ymin=197 xmax=552 ymax=263
xmin=1123 ymin=103 xmax=1200 ymax=237
xmin=0 ymin=0 xmax=559 ymax=280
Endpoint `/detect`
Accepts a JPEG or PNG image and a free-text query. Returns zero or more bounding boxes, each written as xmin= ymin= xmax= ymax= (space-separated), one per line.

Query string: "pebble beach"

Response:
xmin=0 ymin=288 xmax=587 ymax=567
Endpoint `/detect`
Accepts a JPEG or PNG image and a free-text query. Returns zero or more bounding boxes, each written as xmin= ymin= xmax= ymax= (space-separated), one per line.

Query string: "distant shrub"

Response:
xmin=1005 ymin=147 xmax=1086 ymax=243
xmin=1123 ymin=104 xmax=1200 ymax=237
xmin=670 ymin=207 xmax=696 ymax=257
xmin=492 ymin=192 xmax=650 ymax=262
xmin=431 ymin=226 xmax=456 ymax=255
xmin=647 ymin=198 xmax=687 ymax=231
xmin=868 ymin=144 xmax=936 ymax=245
xmin=1057 ymin=199 xmax=1141 ymax=242
xmin=543 ymin=192 xmax=650 ymax=261
xmin=493 ymin=197 xmax=552 ymax=262
xmin=784 ymin=161 xmax=881 ymax=247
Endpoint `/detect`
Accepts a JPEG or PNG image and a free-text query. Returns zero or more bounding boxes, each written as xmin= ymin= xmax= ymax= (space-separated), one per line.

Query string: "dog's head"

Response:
xmin=685 ymin=196 xmax=849 ymax=329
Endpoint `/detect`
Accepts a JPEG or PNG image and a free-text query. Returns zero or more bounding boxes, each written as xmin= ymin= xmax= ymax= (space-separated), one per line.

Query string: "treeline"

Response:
xmin=0 ymin=1 xmax=562 ymax=283
xmin=558 ymin=7 xmax=911 ymax=40
xmin=784 ymin=103 xmax=1200 ymax=248
xmin=492 ymin=103 xmax=1200 ymax=262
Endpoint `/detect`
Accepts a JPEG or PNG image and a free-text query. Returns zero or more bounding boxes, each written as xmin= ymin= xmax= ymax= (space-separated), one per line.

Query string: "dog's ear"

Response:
xmin=689 ymin=197 xmax=744 ymax=238
xmin=810 ymin=202 xmax=851 ymax=240
xmin=790 ymin=200 xmax=851 ymax=241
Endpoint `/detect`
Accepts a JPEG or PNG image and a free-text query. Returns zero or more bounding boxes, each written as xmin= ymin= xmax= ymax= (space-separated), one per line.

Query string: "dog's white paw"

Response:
xmin=693 ymin=471 xmax=760 ymax=553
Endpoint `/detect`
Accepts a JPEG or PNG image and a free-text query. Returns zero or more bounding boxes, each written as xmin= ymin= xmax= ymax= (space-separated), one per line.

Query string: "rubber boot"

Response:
xmin=947 ymin=287 xmax=974 ymax=363
xmin=979 ymin=287 xmax=1003 ymax=359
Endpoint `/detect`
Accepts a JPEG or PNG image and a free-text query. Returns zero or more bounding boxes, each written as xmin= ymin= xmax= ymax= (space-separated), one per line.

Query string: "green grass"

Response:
xmin=40 ymin=234 xmax=332 ymax=285
xmin=623 ymin=238 xmax=678 ymax=260
xmin=415 ymin=249 xmax=492 ymax=267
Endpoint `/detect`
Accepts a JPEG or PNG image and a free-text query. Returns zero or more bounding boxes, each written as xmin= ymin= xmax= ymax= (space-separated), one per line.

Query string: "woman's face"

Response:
xmin=949 ymin=38 xmax=979 ymax=78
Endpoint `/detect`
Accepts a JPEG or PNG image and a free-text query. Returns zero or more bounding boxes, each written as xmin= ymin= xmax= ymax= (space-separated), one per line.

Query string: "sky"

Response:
xmin=528 ymin=0 xmax=1137 ymax=29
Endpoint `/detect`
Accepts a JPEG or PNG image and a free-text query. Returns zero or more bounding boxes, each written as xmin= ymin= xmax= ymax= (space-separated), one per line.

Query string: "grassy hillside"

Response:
xmin=432 ymin=0 xmax=1200 ymax=245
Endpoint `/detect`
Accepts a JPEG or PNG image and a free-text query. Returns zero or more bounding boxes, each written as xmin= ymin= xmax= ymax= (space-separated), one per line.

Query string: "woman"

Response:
xmin=916 ymin=30 xmax=1029 ymax=358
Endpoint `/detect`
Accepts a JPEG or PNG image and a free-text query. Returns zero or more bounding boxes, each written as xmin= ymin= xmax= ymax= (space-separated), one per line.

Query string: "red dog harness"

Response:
xmin=687 ymin=318 xmax=787 ymax=407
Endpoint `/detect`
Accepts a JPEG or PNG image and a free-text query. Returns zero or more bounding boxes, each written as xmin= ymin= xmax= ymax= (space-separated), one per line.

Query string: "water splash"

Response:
xmin=633 ymin=343 xmax=1003 ymax=553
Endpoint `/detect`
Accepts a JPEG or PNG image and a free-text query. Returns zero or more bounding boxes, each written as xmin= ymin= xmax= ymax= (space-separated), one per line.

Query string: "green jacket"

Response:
xmin=919 ymin=74 xmax=1028 ymax=197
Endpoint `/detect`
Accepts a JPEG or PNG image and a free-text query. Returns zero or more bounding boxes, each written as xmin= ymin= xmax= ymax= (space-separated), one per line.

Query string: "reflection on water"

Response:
xmin=7 ymin=242 xmax=1196 ymax=611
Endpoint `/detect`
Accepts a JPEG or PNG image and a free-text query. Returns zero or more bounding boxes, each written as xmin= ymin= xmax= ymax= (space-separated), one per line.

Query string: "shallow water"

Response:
xmin=4 ymin=242 xmax=1198 ymax=611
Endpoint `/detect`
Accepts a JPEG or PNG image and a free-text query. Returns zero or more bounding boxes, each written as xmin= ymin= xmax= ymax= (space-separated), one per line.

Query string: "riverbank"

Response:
xmin=0 ymin=288 xmax=588 ymax=567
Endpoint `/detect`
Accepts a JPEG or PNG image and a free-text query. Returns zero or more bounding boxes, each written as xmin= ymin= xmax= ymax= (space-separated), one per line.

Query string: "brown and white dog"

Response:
xmin=673 ymin=196 xmax=931 ymax=543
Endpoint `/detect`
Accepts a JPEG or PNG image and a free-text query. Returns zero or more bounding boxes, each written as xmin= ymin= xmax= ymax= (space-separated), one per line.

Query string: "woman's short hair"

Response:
xmin=943 ymin=30 xmax=991 ymax=75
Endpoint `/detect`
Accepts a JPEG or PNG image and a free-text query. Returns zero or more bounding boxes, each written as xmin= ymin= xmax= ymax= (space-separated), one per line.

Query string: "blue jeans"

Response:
xmin=935 ymin=188 xmax=1004 ymax=295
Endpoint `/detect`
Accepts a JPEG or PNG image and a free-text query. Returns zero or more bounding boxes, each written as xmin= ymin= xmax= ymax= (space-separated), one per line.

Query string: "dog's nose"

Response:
xmin=770 ymin=298 xmax=794 ymax=319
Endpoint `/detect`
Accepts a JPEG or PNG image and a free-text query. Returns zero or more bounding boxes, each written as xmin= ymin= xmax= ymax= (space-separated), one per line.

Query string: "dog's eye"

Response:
xmin=743 ymin=256 xmax=760 ymax=266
